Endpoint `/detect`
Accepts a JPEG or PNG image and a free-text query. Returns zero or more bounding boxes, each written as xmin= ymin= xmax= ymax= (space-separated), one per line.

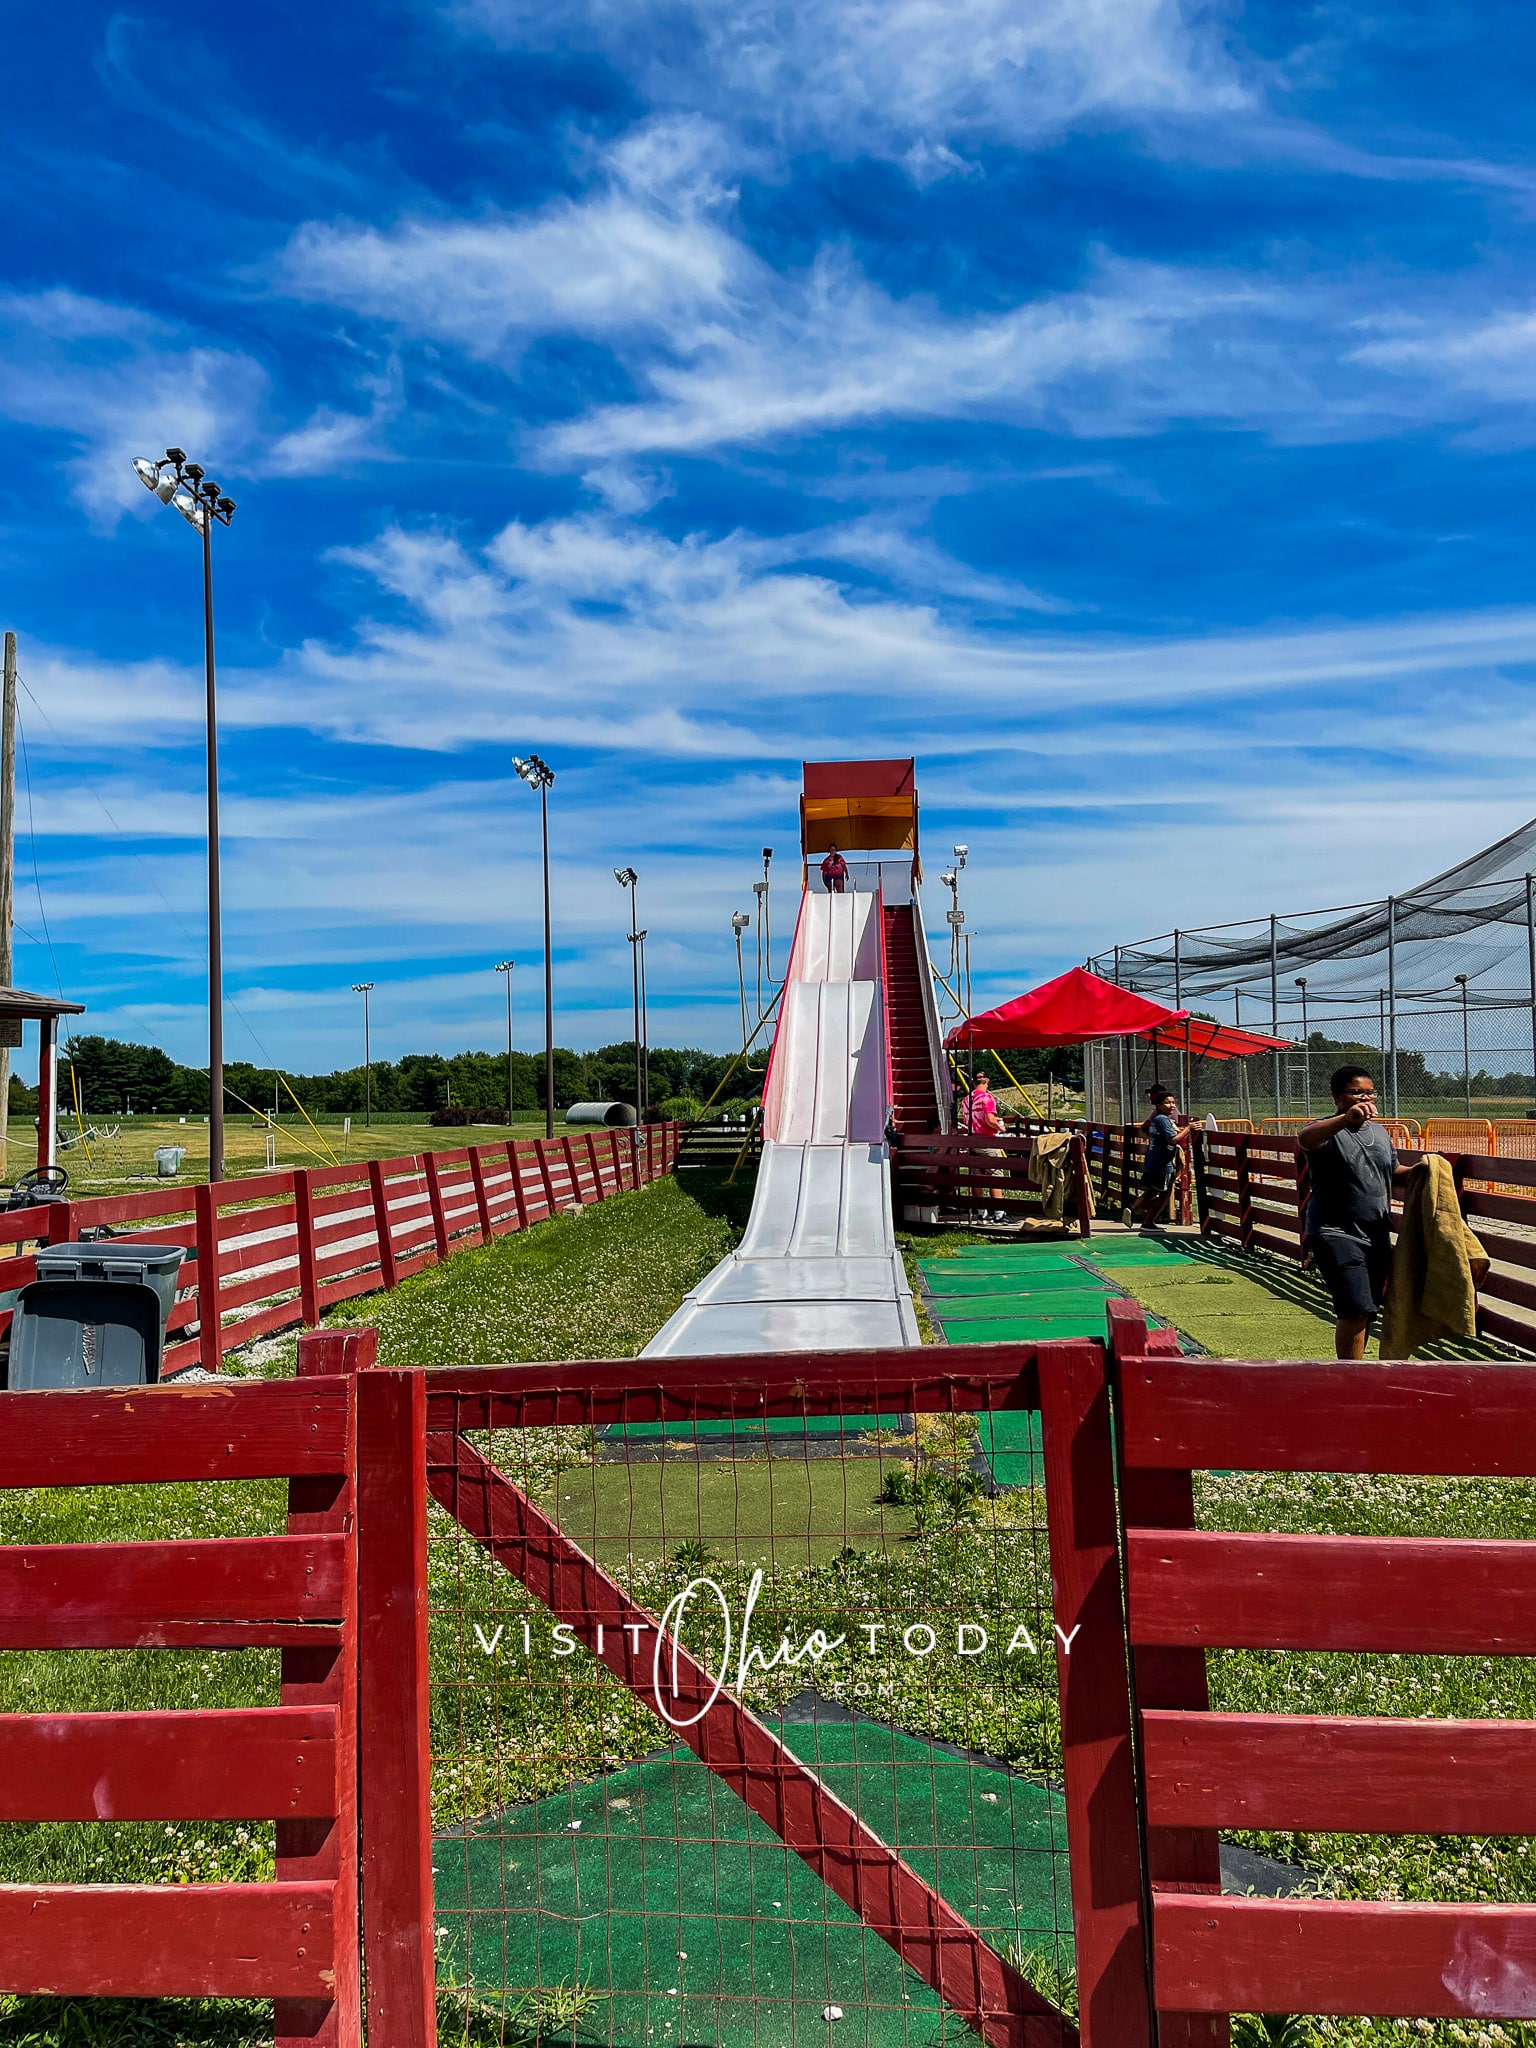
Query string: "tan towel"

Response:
xmin=1379 ymin=1154 xmax=1488 ymax=1359
xmin=1027 ymin=1130 xmax=1076 ymax=1224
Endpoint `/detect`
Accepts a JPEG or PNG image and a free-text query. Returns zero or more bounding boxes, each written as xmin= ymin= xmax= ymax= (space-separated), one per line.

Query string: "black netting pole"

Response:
xmin=1269 ymin=915 xmax=1281 ymax=1117
xmin=1527 ymin=874 xmax=1536 ymax=1114
xmin=1388 ymin=895 xmax=1400 ymax=1117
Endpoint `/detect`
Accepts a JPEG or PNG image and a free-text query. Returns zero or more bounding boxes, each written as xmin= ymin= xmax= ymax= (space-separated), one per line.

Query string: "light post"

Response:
xmin=352 ymin=983 xmax=374 ymax=1128
xmin=495 ymin=961 xmax=515 ymax=1124
xmin=1295 ymin=977 xmax=1310 ymax=1115
xmin=513 ymin=754 xmax=556 ymax=1138
xmin=1455 ymin=973 xmax=1471 ymax=1117
xmin=732 ymin=911 xmax=751 ymax=1047
xmin=760 ymin=848 xmax=775 ymax=984
xmin=615 ymin=867 xmax=642 ymax=1117
xmin=632 ymin=927 xmax=650 ymax=1118
xmin=133 ymin=447 xmax=236 ymax=1181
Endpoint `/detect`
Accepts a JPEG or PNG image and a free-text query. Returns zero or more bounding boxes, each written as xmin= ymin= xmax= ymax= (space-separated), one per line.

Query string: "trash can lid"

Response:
xmin=34 ymin=1240 xmax=187 ymax=1275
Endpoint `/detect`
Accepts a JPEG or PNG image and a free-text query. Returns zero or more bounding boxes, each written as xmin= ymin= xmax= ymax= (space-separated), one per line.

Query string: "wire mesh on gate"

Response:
xmin=420 ymin=1355 xmax=1076 ymax=2048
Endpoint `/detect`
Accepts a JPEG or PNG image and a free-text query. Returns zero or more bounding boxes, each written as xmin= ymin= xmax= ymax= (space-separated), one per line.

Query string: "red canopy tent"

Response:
xmin=946 ymin=967 xmax=1186 ymax=1050
xmin=946 ymin=967 xmax=1290 ymax=1058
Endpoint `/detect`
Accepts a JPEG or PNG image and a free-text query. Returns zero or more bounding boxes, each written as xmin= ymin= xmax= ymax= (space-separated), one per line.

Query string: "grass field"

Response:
xmin=41 ymin=1110 xmax=565 ymax=1197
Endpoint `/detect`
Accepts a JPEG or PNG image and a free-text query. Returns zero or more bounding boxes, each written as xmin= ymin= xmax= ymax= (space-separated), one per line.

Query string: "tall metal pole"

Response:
xmin=625 ymin=874 xmax=641 ymax=1116
xmin=1113 ymin=945 xmax=1127 ymax=1123
xmin=1386 ymin=895 xmax=1399 ymax=1119
xmin=540 ymin=780 xmax=554 ymax=1139
xmin=1269 ymin=914 xmax=1281 ymax=1120
xmin=352 ymin=984 xmax=374 ymax=1128
xmin=1296 ymin=979 xmax=1310 ymax=1115
xmin=1526 ymin=875 xmax=1536 ymax=1116
xmin=0 ymin=632 xmax=15 ymax=1175
xmin=505 ymin=967 xmax=514 ymax=1121
xmin=202 ymin=513 xmax=225 ymax=1183
xmin=1173 ymin=928 xmax=1188 ymax=1111
xmin=1457 ymin=975 xmax=1471 ymax=1117
xmin=638 ymin=928 xmax=650 ymax=1116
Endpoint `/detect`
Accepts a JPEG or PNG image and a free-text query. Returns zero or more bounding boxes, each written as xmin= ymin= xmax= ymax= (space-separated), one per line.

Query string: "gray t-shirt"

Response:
xmin=1305 ymin=1117 xmax=1397 ymax=1237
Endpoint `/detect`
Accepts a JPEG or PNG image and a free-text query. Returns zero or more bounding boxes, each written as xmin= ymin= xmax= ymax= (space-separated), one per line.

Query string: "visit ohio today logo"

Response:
xmin=473 ymin=1568 xmax=1081 ymax=1730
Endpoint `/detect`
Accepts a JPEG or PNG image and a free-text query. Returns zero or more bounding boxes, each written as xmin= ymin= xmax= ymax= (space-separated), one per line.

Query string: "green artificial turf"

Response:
xmin=546 ymin=1458 xmax=915 ymax=1563
xmin=436 ymin=1713 xmax=1072 ymax=2048
xmin=1090 ymin=1263 xmax=1335 ymax=1360
xmin=974 ymin=1411 xmax=1044 ymax=1489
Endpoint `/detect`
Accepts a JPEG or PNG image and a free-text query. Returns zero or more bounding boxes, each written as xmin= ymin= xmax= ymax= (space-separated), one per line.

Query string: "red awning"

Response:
xmin=1139 ymin=1016 xmax=1291 ymax=1061
xmin=946 ymin=967 xmax=1187 ymax=1049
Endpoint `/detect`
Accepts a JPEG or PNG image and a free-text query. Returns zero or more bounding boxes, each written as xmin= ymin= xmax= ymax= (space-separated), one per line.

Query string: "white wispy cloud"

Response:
xmin=451 ymin=0 xmax=1249 ymax=163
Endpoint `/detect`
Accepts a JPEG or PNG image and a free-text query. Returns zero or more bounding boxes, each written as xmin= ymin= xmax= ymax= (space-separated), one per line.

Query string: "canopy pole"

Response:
xmin=1387 ymin=895 xmax=1399 ymax=1118
xmin=1269 ymin=915 xmax=1282 ymax=1120
xmin=1527 ymin=874 xmax=1535 ymax=1116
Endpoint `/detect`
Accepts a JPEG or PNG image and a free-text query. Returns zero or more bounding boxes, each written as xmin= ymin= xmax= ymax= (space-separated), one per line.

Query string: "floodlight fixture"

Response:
xmin=513 ymin=752 xmax=554 ymax=791
xmin=731 ymin=911 xmax=750 ymax=935
xmin=614 ymin=866 xmax=637 ymax=887
xmin=128 ymin=442 xmax=238 ymax=1179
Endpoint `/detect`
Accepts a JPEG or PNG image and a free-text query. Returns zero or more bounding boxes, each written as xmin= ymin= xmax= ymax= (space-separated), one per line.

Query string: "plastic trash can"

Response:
xmin=6 ymin=1242 xmax=187 ymax=1390
xmin=154 ymin=1145 xmax=187 ymax=1177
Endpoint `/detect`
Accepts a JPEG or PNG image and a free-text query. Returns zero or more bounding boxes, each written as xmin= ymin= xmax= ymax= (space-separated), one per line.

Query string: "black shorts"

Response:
xmin=1308 ymin=1223 xmax=1392 ymax=1322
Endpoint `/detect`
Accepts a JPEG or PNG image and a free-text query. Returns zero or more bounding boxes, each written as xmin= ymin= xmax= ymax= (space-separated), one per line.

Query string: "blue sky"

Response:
xmin=4 ymin=0 xmax=1536 ymax=1073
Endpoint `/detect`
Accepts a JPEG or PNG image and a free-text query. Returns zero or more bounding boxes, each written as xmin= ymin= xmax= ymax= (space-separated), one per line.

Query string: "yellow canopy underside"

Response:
xmin=802 ymin=795 xmax=917 ymax=854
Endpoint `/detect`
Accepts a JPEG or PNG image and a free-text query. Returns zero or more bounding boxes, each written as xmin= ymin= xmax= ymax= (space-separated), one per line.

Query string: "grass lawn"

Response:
xmin=548 ymin=1454 xmax=917 ymax=1563
xmin=51 ymin=1110 xmax=562 ymax=1197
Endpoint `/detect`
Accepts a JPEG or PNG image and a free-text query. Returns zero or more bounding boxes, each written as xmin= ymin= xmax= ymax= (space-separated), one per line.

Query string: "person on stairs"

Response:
xmin=820 ymin=845 xmax=849 ymax=894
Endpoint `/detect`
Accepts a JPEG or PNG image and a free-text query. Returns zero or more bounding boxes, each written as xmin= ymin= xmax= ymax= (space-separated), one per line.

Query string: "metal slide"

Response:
xmin=643 ymin=889 xmax=922 ymax=1356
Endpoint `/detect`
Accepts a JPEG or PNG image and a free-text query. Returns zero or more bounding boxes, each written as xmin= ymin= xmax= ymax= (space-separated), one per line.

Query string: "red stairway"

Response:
xmin=882 ymin=903 xmax=944 ymax=1134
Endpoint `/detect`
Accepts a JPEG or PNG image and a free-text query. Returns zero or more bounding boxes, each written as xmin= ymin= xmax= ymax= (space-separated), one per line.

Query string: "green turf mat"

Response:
xmin=436 ymin=1715 xmax=1072 ymax=2048
xmin=919 ymin=1268 xmax=1111 ymax=1298
xmin=925 ymin=1293 xmax=1114 ymax=1325
xmin=938 ymin=1315 xmax=1109 ymax=1345
xmin=613 ymin=1414 xmax=902 ymax=1441
xmin=976 ymin=1410 xmax=1044 ymax=1489
xmin=1092 ymin=1265 xmax=1334 ymax=1360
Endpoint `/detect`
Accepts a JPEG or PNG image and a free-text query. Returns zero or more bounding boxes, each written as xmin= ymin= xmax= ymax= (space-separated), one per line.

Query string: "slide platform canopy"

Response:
xmin=800 ymin=758 xmax=918 ymax=865
xmin=948 ymin=965 xmax=1288 ymax=1059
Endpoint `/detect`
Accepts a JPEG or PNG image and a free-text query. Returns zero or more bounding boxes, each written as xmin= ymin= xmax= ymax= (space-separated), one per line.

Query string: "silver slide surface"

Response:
xmin=643 ymin=891 xmax=921 ymax=1356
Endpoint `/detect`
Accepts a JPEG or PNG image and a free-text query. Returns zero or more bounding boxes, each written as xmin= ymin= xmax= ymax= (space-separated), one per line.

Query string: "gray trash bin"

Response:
xmin=6 ymin=1242 xmax=187 ymax=1390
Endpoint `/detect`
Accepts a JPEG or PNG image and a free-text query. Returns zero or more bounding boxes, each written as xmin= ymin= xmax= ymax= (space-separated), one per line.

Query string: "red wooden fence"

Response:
xmin=0 ymin=1125 xmax=679 ymax=1379
xmin=0 ymin=1373 xmax=363 ymax=2044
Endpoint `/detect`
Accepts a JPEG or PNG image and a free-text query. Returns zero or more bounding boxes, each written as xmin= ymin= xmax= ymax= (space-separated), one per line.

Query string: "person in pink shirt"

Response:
xmin=961 ymin=1072 xmax=1010 ymax=1222
xmin=820 ymin=845 xmax=849 ymax=893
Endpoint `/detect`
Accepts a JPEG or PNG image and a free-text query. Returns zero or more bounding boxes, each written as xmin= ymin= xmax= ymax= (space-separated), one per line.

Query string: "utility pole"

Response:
xmin=352 ymin=983 xmax=374 ymax=1128
xmin=0 ymin=632 xmax=14 ymax=1175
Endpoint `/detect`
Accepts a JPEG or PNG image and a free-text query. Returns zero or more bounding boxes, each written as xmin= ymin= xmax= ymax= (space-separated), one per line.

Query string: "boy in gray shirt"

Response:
xmin=1299 ymin=1065 xmax=1411 ymax=1359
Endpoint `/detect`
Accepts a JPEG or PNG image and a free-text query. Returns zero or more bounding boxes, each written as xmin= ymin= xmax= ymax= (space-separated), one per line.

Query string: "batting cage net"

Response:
xmin=421 ymin=1354 xmax=1076 ymax=2048
xmin=1088 ymin=812 xmax=1536 ymax=1128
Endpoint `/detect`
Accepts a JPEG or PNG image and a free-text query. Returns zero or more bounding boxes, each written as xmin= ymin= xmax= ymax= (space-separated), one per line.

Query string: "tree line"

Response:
xmin=55 ymin=1036 xmax=745 ymax=1118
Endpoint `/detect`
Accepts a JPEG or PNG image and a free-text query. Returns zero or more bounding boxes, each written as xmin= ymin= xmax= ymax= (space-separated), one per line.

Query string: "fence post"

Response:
xmin=1118 ymin=1124 xmax=1134 ymax=1218
xmin=294 ymin=1169 xmax=321 ymax=1327
xmin=468 ymin=1144 xmax=493 ymax=1244
xmin=368 ymin=1159 xmax=400 ymax=1291
xmin=1107 ymin=1300 xmax=1226 ymax=2048
xmin=297 ymin=1326 xmax=379 ymax=1377
xmin=534 ymin=1137 xmax=558 ymax=1217
xmin=1237 ymin=1134 xmax=1258 ymax=1250
xmin=422 ymin=1153 xmax=450 ymax=1259
xmin=45 ymin=1199 xmax=74 ymax=1245
xmin=1071 ymin=1133 xmax=1092 ymax=1239
xmin=506 ymin=1139 xmax=530 ymax=1232
xmin=194 ymin=1182 xmax=222 ymax=1373
xmin=1190 ymin=1131 xmax=1210 ymax=1234
xmin=356 ymin=1367 xmax=436 ymax=2048
xmin=1037 ymin=1331 xmax=1152 ymax=2047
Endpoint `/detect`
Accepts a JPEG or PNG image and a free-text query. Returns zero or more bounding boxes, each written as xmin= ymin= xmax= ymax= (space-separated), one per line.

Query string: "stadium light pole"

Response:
xmin=351 ymin=983 xmax=374 ymax=1128
xmin=1456 ymin=973 xmax=1471 ymax=1117
xmin=513 ymin=754 xmax=556 ymax=1137
xmin=1295 ymin=978 xmax=1310 ymax=1115
xmin=495 ymin=962 xmax=515 ymax=1124
xmin=631 ymin=927 xmax=650 ymax=1118
xmin=615 ymin=868 xmax=642 ymax=1117
xmin=132 ymin=447 xmax=236 ymax=1181
xmin=761 ymin=848 xmax=775 ymax=984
